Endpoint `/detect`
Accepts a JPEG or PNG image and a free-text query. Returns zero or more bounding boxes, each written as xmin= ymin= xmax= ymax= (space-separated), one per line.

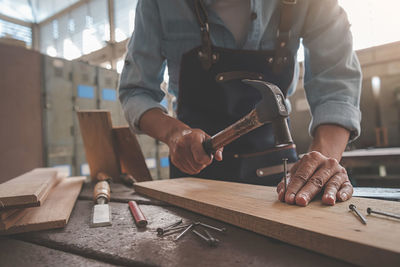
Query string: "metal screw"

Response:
xmin=156 ymin=219 xmax=182 ymax=235
xmin=204 ymin=230 xmax=219 ymax=247
xmin=198 ymin=222 xmax=226 ymax=233
xmin=367 ymin=207 xmax=400 ymax=220
xmin=192 ymin=229 xmax=211 ymax=244
xmin=174 ymin=223 xmax=195 ymax=241
xmin=349 ymin=204 xmax=367 ymax=225
xmin=283 ymin=158 xmax=288 ymax=196
xmin=157 ymin=224 xmax=191 ymax=236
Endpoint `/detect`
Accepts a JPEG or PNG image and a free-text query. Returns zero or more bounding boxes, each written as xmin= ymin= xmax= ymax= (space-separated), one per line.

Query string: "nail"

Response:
xmin=349 ymin=204 xmax=367 ymax=225
xmin=341 ymin=193 xmax=347 ymax=201
xmin=367 ymin=207 xmax=400 ymax=220
xmin=198 ymin=222 xmax=226 ymax=233
xmin=156 ymin=219 xmax=183 ymax=235
xmin=174 ymin=223 xmax=195 ymax=241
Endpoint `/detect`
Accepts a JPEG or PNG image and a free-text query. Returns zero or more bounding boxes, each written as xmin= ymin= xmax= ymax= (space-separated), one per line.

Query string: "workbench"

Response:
xmin=0 ymin=182 xmax=353 ymax=266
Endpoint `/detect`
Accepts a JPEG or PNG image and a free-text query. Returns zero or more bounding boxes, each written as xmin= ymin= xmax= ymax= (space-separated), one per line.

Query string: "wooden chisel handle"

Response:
xmin=128 ymin=201 xmax=148 ymax=228
xmin=93 ymin=181 xmax=110 ymax=204
xmin=96 ymin=172 xmax=112 ymax=183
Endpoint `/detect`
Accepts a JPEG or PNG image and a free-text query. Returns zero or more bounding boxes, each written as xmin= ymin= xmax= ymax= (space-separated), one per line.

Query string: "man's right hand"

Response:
xmin=138 ymin=108 xmax=222 ymax=175
xmin=167 ymin=128 xmax=223 ymax=175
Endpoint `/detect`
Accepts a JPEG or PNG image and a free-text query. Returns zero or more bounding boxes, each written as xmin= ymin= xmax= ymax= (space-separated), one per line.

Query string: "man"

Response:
xmin=119 ymin=0 xmax=361 ymax=206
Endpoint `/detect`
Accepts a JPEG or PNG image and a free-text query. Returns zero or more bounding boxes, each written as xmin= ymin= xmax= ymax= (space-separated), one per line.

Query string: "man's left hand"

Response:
xmin=276 ymin=151 xmax=353 ymax=206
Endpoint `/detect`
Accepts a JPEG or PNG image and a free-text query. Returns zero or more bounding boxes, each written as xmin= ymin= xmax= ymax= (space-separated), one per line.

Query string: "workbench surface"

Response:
xmin=0 ymin=182 xmax=352 ymax=266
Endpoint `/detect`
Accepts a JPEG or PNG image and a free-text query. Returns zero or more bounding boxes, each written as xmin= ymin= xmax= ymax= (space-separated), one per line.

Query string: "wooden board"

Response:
xmin=113 ymin=126 xmax=152 ymax=182
xmin=341 ymin=147 xmax=400 ymax=168
xmin=0 ymin=168 xmax=59 ymax=210
xmin=135 ymin=178 xmax=400 ymax=266
xmin=0 ymin=176 xmax=85 ymax=234
xmin=77 ymin=111 xmax=121 ymax=182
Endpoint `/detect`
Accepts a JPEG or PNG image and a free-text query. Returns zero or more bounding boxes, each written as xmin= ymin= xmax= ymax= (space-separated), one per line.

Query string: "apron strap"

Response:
xmin=192 ymin=0 xmax=216 ymax=70
xmin=273 ymin=0 xmax=297 ymax=74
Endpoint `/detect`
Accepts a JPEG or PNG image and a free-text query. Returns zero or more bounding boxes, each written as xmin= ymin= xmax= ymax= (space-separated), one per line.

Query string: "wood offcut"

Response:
xmin=77 ymin=111 xmax=121 ymax=182
xmin=0 ymin=168 xmax=59 ymax=210
xmin=0 ymin=176 xmax=85 ymax=234
xmin=134 ymin=178 xmax=400 ymax=266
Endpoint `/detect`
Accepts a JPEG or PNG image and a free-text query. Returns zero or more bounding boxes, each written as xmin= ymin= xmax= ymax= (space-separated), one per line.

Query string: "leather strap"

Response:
xmin=273 ymin=0 xmax=296 ymax=74
xmin=193 ymin=0 xmax=215 ymax=70
xmin=215 ymin=71 xmax=264 ymax=83
xmin=191 ymin=0 xmax=296 ymax=72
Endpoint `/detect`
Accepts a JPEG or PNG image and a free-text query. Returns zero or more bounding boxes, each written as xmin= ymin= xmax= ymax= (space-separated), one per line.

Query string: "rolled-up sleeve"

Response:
xmin=302 ymin=0 xmax=362 ymax=141
xmin=119 ymin=0 xmax=167 ymax=133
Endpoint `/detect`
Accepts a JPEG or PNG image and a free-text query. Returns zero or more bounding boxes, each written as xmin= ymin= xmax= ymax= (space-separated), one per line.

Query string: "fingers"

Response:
xmin=337 ymin=180 xmax=353 ymax=202
xmin=295 ymin=158 xmax=341 ymax=206
xmin=285 ymin=152 xmax=325 ymax=204
xmin=215 ymin=148 xmax=223 ymax=161
xmin=321 ymin=171 xmax=347 ymax=205
xmin=170 ymin=129 xmax=219 ymax=175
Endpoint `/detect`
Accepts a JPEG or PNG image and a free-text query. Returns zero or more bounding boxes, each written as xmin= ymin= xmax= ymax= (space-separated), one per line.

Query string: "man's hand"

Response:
xmin=276 ymin=151 xmax=353 ymax=206
xmin=168 ymin=128 xmax=223 ymax=175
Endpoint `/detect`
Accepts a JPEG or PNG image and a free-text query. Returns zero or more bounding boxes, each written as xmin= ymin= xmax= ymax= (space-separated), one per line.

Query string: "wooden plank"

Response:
xmin=0 ymin=168 xmax=59 ymax=210
xmin=0 ymin=176 xmax=85 ymax=234
xmin=77 ymin=111 xmax=121 ymax=182
xmin=341 ymin=148 xmax=400 ymax=168
xmin=113 ymin=127 xmax=152 ymax=182
xmin=134 ymin=178 xmax=400 ymax=266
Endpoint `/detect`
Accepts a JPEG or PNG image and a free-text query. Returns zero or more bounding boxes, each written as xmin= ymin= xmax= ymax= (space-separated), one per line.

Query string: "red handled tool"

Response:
xmin=128 ymin=200 xmax=147 ymax=228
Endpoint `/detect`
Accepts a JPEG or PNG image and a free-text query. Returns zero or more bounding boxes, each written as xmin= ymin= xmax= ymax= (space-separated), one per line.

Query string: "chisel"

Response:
xmin=91 ymin=179 xmax=112 ymax=227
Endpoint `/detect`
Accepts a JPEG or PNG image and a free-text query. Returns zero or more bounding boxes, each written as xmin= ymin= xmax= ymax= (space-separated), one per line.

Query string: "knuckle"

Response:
xmin=328 ymin=179 xmax=341 ymax=190
xmin=309 ymin=177 xmax=324 ymax=189
xmin=326 ymin=158 xmax=338 ymax=167
xmin=294 ymin=173 xmax=308 ymax=184
xmin=309 ymin=151 xmax=321 ymax=159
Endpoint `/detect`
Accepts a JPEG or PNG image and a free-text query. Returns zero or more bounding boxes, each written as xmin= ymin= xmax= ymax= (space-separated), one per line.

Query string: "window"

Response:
xmin=0 ymin=19 xmax=32 ymax=47
xmin=114 ymin=0 xmax=138 ymax=42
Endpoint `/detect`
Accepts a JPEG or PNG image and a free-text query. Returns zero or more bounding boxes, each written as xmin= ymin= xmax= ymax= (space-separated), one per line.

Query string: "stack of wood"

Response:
xmin=0 ymin=168 xmax=85 ymax=235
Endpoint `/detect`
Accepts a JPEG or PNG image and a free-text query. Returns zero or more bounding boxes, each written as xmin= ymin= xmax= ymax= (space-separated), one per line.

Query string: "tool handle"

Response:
xmin=202 ymin=109 xmax=262 ymax=155
xmin=93 ymin=181 xmax=110 ymax=203
xmin=120 ymin=173 xmax=137 ymax=186
xmin=128 ymin=201 xmax=148 ymax=228
xmin=96 ymin=172 xmax=112 ymax=183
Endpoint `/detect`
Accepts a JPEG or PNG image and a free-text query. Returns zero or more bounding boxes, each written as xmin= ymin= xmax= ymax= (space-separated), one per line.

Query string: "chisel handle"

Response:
xmin=96 ymin=172 xmax=112 ymax=183
xmin=94 ymin=181 xmax=110 ymax=204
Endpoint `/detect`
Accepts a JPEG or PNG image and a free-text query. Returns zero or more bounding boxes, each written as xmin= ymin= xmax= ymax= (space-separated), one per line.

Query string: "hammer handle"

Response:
xmin=203 ymin=109 xmax=263 ymax=155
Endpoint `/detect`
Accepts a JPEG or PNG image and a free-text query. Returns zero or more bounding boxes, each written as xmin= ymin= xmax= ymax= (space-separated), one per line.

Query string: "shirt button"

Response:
xmin=251 ymin=12 xmax=257 ymax=20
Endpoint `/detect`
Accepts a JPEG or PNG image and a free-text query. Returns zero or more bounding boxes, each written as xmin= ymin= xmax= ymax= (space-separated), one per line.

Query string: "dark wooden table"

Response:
xmin=0 ymin=182 xmax=352 ymax=266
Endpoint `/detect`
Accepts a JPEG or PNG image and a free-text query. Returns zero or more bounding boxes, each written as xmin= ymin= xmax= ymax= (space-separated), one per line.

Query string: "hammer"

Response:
xmin=203 ymin=79 xmax=293 ymax=155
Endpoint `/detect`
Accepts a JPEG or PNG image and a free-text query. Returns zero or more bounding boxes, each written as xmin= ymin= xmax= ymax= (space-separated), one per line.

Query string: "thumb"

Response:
xmin=215 ymin=148 xmax=223 ymax=161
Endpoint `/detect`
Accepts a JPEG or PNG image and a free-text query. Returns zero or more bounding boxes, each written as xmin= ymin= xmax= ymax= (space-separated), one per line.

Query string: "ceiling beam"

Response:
xmin=38 ymin=0 xmax=90 ymax=26
xmin=0 ymin=13 xmax=32 ymax=27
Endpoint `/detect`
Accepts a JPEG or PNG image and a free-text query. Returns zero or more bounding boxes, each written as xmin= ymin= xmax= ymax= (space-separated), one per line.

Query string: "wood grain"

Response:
xmin=77 ymin=111 xmax=121 ymax=182
xmin=0 ymin=176 xmax=85 ymax=234
xmin=0 ymin=168 xmax=59 ymax=210
xmin=134 ymin=178 xmax=400 ymax=266
xmin=113 ymin=126 xmax=152 ymax=182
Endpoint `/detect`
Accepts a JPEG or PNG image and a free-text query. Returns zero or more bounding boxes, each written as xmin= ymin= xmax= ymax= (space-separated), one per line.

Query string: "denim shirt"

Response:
xmin=119 ymin=0 xmax=362 ymax=140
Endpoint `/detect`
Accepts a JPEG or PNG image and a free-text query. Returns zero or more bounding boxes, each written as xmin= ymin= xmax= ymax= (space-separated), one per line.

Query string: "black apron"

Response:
xmin=170 ymin=0 xmax=298 ymax=185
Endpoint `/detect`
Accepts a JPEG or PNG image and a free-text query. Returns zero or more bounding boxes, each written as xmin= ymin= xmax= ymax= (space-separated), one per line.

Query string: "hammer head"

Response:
xmin=242 ymin=79 xmax=293 ymax=146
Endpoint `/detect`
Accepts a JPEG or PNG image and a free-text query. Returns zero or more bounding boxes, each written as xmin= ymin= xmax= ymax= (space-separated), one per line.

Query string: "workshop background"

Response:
xmin=0 ymin=0 xmax=399 ymax=186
